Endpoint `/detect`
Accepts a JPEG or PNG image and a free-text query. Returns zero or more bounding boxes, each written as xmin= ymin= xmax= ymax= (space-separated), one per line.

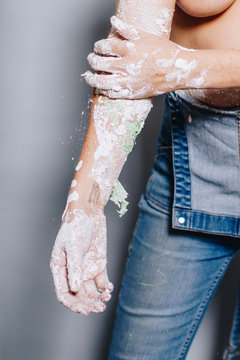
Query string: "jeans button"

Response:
xmin=178 ymin=217 xmax=185 ymax=224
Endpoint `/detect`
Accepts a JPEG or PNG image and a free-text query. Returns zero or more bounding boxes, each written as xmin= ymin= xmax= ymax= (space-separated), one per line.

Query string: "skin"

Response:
xmin=50 ymin=95 xmax=115 ymax=314
xmin=85 ymin=1 xmax=240 ymax=106
xmin=172 ymin=0 xmax=240 ymax=106
xmin=176 ymin=0 xmax=236 ymax=17
xmin=50 ymin=0 xmax=240 ymax=314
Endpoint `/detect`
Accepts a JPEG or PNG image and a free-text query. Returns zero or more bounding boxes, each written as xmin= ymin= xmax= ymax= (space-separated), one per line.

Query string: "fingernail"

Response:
xmin=107 ymin=282 xmax=114 ymax=292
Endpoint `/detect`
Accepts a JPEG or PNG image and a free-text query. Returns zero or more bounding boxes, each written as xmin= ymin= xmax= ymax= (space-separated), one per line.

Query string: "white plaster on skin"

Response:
xmin=154 ymin=7 xmax=172 ymax=35
xmin=110 ymin=15 xmax=140 ymax=40
xmin=90 ymin=97 xmax=152 ymax=206
xmin=94 ymin=39 xmax=120 ymax=57
xmin=86 ymin=15 xmax=203 ymax=99
xmin=75 ymin=160 xmax=83 ymax=171
xmin=52 ymin=1 xmax=184 ymax=315
xmin=82 ymin=211 xmax=108 ymax=280
xmin=177 ymin=44 xmax=197 ymax=52
xmin=71 ymin=179 xmax=77 ymax=188
xmin=67 ymin=191 xmax=79 ymax=203
xmin=166 ymin=58 xmax=197 ymax=84
xmin=116 ymin=1 xmax=174 ymax=37
xmin=186 ymin=69 xmax=208 ymax=88
xmin=126 ymin=53 xmax=148 ymax=76
xmin=175 ymin=58 xmax=197 ymax=72
xmin=61 ymin=190 xmax=79 ymax=221
xmin=126 ymin=41 xmax=136 ymax=51
xmin=85 ymin=27 xmax=208 ymax=98
xmin=156 ymin=57 xmax=175 ymax=68
xmin=51 ymin=207 xmax=112 ymax=313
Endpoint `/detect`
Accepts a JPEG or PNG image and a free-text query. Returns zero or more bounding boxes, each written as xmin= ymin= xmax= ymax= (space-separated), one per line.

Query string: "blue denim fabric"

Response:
xmin=168 ymin=91 xmax=240 ymax=237
xmin=108 ymin=93 xmax=240 ymax=359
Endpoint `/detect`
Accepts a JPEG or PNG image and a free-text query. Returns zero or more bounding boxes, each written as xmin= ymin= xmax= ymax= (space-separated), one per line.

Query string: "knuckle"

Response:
xmin=94 ymin=39 xmax=104 ymax=49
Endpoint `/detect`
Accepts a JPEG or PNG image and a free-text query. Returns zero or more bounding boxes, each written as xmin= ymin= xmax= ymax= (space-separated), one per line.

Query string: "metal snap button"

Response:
xmin=178 ymin=217 xmax=185 ymax=224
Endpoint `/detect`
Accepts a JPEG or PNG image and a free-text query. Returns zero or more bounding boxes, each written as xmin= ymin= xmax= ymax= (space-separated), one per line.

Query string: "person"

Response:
xmin=50 ymin=0 xmax=240 ymax=358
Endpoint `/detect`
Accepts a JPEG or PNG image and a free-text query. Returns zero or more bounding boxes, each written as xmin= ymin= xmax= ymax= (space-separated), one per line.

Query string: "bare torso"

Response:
xmin=171 ymin=0 xmax=240 ymax=107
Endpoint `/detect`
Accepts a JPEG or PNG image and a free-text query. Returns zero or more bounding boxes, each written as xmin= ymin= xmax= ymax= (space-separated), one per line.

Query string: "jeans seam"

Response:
xmin=144 ymin=193 xmax=171 ymax=214
xmin=178 ymin=256 xmax=232 ymax=360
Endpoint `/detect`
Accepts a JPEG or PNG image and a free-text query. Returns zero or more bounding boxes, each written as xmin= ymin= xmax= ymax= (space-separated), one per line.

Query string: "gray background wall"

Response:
xmin=1 ymin=1 xmax=240 ymax=359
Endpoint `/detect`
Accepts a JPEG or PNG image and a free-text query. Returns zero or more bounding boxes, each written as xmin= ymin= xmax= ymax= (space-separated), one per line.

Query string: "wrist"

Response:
xmin=171 ymin=49 xmax=206 ymax=90
xmin=69 ymin=185 xmax=105 ymax=213
xmin=63 ymin=197 xmax=104 ymax=222
xmin=61 ymin=176 xmax=105 ymax=223
xmin=177 ymin=48 xmax=239 ymax=91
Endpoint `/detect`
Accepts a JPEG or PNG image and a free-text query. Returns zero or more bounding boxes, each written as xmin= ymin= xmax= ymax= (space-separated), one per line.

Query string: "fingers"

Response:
xmin=99 ymin=290 xmax=112 ymax=303
xmin=50 ymin=247 xmax=89 ymax=314
xmin=75 ymin=291 xmax=106 ymax=313
xmin=50 ymin=248 xmax=106 ymax=314
xmin=83 ymin=278 xmax=111 ymax=303
xmin=83 ymin=279 xmax=101 ymax=299
xmin=95 ymin=269 xmax=114 ymax=294
xmin=94 ymin=38 xmax=134 ymax=57
xmin=101 ymin=83 xmax=153 ymax=100
xmin=98 ymin=88 xmax=133 ymax=99
xmin=87 ymin=53 xmax=126 ymax=75
xmin=83 ymin=69 xmax=153 ymax=99
xmin=110 ymin=15 xmax=140 ymax=41
xmin=83 ymin=71 xmax=127 ymax=91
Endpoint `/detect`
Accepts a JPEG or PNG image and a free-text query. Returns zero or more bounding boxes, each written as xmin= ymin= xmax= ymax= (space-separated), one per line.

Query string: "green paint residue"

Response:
xmin=104 ymin=99 xmax=124 ymax=128
xmin=122 ymin=116 xmax=145 ymax=155
xmin=109 ymin=180 xmax=129 ymax=217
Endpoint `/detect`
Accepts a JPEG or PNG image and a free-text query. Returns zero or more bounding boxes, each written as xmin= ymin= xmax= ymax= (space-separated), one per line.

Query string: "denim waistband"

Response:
xmin=174 ymin=90 xmax=240 ymax=117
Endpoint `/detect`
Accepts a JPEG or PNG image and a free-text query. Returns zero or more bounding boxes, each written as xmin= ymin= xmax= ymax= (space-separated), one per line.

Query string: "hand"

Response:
xmin=50 ymin=208 xmax=113 ymax=315
xmin=83 ymin=16 xmax=196 ymax=99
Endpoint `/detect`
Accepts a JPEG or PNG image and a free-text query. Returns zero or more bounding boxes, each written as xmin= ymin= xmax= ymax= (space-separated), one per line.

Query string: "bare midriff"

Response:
xmin=171 ymin=0 xmax=240 ymax=107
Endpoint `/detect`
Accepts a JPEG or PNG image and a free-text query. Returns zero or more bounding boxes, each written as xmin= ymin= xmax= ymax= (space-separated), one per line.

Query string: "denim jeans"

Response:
xmin=108 ymin=93 xmax=240 ymax=359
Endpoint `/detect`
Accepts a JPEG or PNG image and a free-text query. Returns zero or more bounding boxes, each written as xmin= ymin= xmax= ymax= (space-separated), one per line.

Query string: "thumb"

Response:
xmin=110 ymin=15 xmax=140 ymax=41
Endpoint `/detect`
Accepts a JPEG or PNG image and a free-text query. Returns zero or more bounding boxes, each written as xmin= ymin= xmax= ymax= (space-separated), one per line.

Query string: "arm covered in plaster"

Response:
xmin=85 ymin=5 xmax=240 ymax=98
xmin=88 ymin=38 xmax=240 ymax=97
xmin=50 ymin=0 xmax=176 ymax=315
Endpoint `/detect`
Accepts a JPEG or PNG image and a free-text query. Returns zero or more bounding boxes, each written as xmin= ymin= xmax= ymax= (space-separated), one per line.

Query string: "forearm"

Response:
xmin=116 ymin=0 xmax=175 ymax=38
xmin=64 ymin=0 xmax=176 ymax=218
xmin=64 ymin=92 xmax=152 ymax=218
xmin=178 ymin=47 xmax=240 ymax=90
